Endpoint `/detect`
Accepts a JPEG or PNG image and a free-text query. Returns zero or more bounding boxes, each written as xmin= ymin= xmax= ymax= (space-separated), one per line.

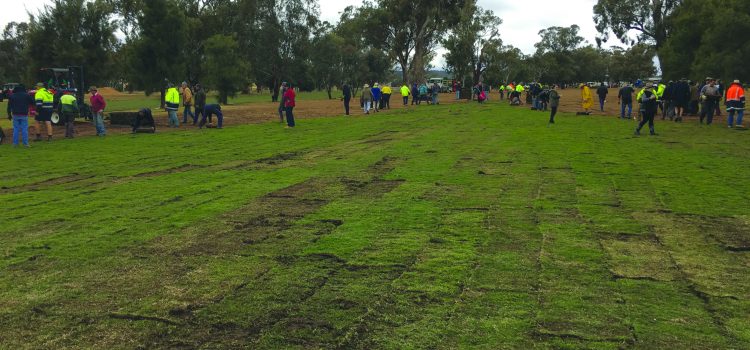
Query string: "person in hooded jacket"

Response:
xmin=6 ymin=85 xmax=35 ymax=147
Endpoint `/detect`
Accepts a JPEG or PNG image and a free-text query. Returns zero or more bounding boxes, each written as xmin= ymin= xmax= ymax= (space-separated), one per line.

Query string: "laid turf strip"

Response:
xmin=1 ymin=103 xmax=749 ymax=348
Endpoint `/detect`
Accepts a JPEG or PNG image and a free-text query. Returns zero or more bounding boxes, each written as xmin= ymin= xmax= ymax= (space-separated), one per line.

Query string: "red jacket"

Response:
xmin=90 ymin=92 xmax=106 ymax=113
xmin=726 ymin=83 xmax=745 ymax=102
xmin=284 ymin=88 xmax=296 ymax=108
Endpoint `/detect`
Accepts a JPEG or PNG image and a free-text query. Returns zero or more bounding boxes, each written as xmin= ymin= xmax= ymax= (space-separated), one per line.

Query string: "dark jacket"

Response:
xmin=342 ymin=84 xmax=351 ymax=98
xmin=596 ymin=85 xmax=608 ymax=98
xmin=7 ymin=86 xmax=35 ymax=117
xmin=194 ymin=89 xmax=206 ymax=109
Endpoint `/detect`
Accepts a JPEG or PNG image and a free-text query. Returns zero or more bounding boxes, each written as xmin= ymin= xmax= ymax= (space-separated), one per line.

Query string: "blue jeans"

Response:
xmin=455 ymin=90 xmax=460 ymax=99
xmin=599 ymin=97 xmax=606 ymax=111
xmin=728 ymin=109 xmax=744 ymax=126
xmin=432 ymin=94 xmax=438 ymax=105
xmin=12 ymin=116 xmax=29 ymax=146
xmin=620 ymin=102 xmax=632 ymax=118
xmin=93 ymin=112 xmax=106 ymax=135
xmin=168 ymin=110 xmax=179 ymax=127
xmin=182 ymin=105 xmax=195 ymax=123
xmin=285 ymin=106 xmax=295 ymax=127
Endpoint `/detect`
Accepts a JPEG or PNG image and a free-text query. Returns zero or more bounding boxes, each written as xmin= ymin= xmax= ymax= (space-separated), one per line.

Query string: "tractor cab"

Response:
xmin=37 ymin=66 xmax=92 ymax=125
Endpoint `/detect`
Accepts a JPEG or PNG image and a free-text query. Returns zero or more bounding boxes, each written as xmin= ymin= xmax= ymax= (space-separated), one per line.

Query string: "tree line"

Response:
xmin=0 ymin=0 xmax=746 ymax=104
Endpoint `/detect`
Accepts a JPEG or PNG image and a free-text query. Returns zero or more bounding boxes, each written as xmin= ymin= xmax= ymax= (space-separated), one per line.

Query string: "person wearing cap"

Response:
xmin=278 ymin=82 xmax=287 ymax=123
xmin=60 ymin=93 xmax=78 ymax=138
xmin=700 ymin=78 xmax=721 ymax=125
xmin=164 ymin=83 xmax=180 ymax=127
xmin=34 ymin=82 xmax=54 ymax=141
xmin=361 ymin=84 xmax=373 ymax=114
xmin=381 ymin=84 xmax=392 ymax=109
xmin=725 ymin=79 xmax=745 ymax=128
xmin=180 ymin=82 xmax=195 ymax=124
xmin=618 ymin=83 xmax=635 ymax=119
xmin=596 ymin=82 xmax=608 ymax=112
xmin=88 ymin=86 xmax=107 ymax=136
xmin=6 ymin=84 xmax=35 ymax=147
xmin=580 ymin=83 xmax=593 ymax=114
xmin=283 ymin=83 xmax=296 ymax=128
xmin=635 ymin=83 xmax=659 ymax=136
xmin=400 ymin=83 xmax=410 ymax=106
xmin=371 ymin=83 xmax=381 ymax=112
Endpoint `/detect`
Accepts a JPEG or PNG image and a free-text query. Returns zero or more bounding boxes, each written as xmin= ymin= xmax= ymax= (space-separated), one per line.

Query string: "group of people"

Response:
xmin=337 ymin=81 xmax=443 ymax=116
xmin=164 ymin=81 xmax=224 ymax=129
xmin=5 ymin=83 xmax=107 ymax=147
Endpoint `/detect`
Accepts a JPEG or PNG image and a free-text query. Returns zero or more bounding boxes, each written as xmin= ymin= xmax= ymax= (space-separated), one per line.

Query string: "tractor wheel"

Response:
xmin=50 ymin=112 xmax=63 ymax=126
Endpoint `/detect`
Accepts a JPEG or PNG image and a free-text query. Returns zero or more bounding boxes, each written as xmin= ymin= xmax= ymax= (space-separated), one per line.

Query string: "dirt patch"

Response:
xmin=133 ymin=164 xmax=205 ymax=178
xmin=682 ymin=215 xmax=750 ymax=252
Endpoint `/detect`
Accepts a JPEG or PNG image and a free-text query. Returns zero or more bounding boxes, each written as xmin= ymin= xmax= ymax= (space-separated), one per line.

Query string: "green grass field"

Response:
xmin=1 ymin=103 xmax=749 ymax=349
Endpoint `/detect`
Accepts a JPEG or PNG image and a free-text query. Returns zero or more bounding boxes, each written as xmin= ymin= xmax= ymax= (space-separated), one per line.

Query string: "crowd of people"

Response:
xmin=3 ymin=76 xmax=745 ymax=148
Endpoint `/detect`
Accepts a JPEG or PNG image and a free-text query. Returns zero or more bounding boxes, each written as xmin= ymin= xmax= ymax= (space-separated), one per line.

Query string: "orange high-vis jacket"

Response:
xmin=726 ymin=83 xmax=745 ymax=101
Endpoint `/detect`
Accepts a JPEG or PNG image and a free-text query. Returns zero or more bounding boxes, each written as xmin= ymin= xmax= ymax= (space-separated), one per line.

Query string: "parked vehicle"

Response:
xmin=36 ymin=66 xmax=92 ymax=125
xmin=428 ymin=78 xmax=453 ymax=93
xmin=0 ymin=83 xmax=20 ymax=102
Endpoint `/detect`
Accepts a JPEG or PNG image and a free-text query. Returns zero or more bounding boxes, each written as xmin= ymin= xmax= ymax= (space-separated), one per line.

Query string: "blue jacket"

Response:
xmin=371 ymin=87 xmax=381 ymax=100
xmin=7 ymin=87 xmax=35 ymax=117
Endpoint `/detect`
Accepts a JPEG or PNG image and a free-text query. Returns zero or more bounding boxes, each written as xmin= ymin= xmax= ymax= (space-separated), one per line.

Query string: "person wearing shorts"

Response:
xmin=33 ymin=82 xmax=54 ymax=141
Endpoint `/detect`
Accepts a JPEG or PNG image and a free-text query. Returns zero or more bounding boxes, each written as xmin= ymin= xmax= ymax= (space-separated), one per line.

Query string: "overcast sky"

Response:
xmin=1 ymin=0 xmax=624 ymax=68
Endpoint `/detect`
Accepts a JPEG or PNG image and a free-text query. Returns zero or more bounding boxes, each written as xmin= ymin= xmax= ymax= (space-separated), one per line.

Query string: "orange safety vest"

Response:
xmin=726 ymin=83 xmax=745 ymax=101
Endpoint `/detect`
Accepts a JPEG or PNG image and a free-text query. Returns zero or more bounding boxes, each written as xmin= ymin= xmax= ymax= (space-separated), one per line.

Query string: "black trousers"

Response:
xmin=383 ymin=94 xmax=391 ymax=109
xmin=700 ymin=100 xmax=717 ymax=124
xmin=637 ymin=110 xmax=656 ymax=133
xmin=549 ymin=106 xmax=558 ymax=123
xmin=63 ymin=112 xmax=76 ymax=138
xmin=344 ymin=96 xmax=351 ymax=115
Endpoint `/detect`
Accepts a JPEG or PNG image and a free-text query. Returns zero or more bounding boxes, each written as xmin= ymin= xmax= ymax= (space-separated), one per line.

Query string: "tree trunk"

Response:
xmin=270 ymin=78 xmax=279 ymax=102
xmin=327 ymin=86 xmax=332 ymax=100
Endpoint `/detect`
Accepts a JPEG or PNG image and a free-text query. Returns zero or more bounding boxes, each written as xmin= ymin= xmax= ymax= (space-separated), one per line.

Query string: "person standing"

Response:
xmin=411 ymin=82 xmax=418 ymax=105
xmin=596 ymin=83 xmax=608 ymax=112
xmin=548 ymin=85 xmax=560 ymax=124
xmin=361 ymin=84 xmax=373 ymax=114
xmin=689 ymin=81 xmax=699 ymax=116
xmin=33 ymin=82 xmax=54 ymax=141
xmin=635 ymin=83 xmax=659 ymax=135
xmin=381 ymin=84 xmax=392 ymax=109
xmin=59 ymin=93 xmax=78 ymax=138
xmin=431 ymin=82 xmax=440 ymax=105
xmin=371 ymin=83 xmax=381 ymax=112
xmin=672 ymin=79 xmax=691 ymax=122
xmin=6 ymin=85 xmax=34 ymax=147
xmin=618 ymin=83 xmax=635 ymax=119
xmin=418 ymin=82 xmax=428 ymax=105
xmin=725 ymin=79 xmax=745 ymax=128
xmin=165 ymin=83 xmax=180 ymax=127
xmin=181 ymin=82 xmax=195 ymax=124
xmin=342 ymin=82 xmax=352 ymax=115
xmin=655 ymin=81 xmax=666 ymax=117
xmin=89 ymin=86 xmax=107 ymax=136
xmin=456 ymin=81 xmax=462 ymax=100
xmin=193 ymin=84 xmax=207 ymax=125
xmin=700 ymin=79 xmax=721 ymax=125
xmin=278 ymin=82 xmax=288 ymax=123
xmin=400 ymin=83 xmax=410 ymax=106
xmin=283 ymin=83 xmax=296 ymax=128
xmin=580 ymin=84 xmax=593 ymax=114
xmin=499 ymin=83 xmax=505 ymax=101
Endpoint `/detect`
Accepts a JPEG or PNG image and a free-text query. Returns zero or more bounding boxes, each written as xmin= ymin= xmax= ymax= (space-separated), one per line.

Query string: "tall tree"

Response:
xmin=127 ymin=0 xmax=187 ymax=96
xmin=203 ymin=34 xmax=248 ymax=104
xmin=533 ymin=25 xmax=585 ymax=84
xmin=310 ymin=23 xmax=344 ymax=99
xmin=607 ymin=44 xmax=656 ymax=83
xmin=660 ymin=0 xmax=750 ymax=82
xmin=593 ymin=0 xmax=682 ymax=54
xmin=25 ymin=0 xmax=118 ymax=85
xmin=0 ymin=22 xmax=29 ymax=83
xmin=443 ymin=3 xmax=503 ymax=87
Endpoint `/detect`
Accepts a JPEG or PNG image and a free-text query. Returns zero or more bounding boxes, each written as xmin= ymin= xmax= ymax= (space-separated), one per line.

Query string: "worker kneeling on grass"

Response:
xmin=198 ymin=104 xmax=223 ymax=129
xmin=132 ymin=108 xmax=156 ymax=134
